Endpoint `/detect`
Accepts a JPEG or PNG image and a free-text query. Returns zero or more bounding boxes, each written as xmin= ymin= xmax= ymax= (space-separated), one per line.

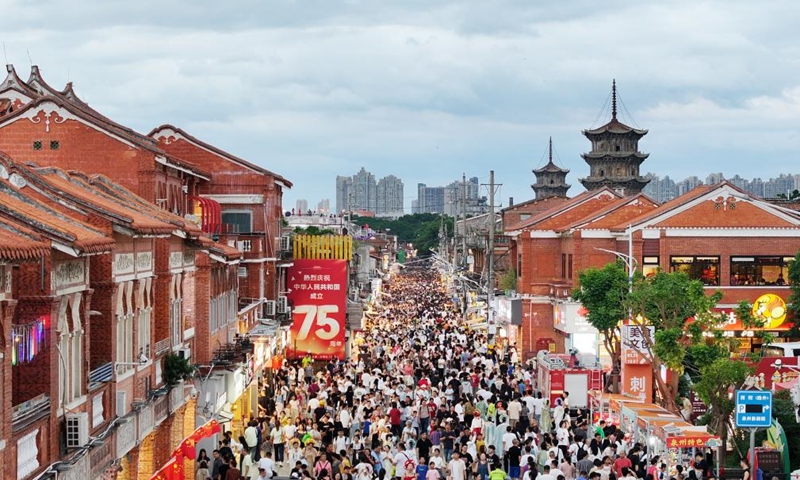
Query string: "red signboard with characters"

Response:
xmin=287 ymin=259 xmax=348 ymax=360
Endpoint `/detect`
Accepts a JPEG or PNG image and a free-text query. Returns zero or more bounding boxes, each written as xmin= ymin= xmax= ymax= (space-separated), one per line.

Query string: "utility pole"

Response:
xmin=487 ymin=170 xmax=496 ymax=334
xmin=461 ymin=173 xmax=467 ymax=267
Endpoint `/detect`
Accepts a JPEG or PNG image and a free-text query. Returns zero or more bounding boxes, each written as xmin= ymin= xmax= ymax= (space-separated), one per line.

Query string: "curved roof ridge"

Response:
xmin=149 ymin=124 xmax=292 ymax=187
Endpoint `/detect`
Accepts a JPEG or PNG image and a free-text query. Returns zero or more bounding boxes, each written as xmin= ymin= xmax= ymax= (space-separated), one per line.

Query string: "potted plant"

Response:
xmin=163 ymin=353 xmax=194 ymax=387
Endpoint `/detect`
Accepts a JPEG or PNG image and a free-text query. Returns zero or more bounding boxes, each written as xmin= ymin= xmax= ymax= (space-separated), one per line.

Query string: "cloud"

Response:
xmin=0 ymin=0 xmax=798 ymax=209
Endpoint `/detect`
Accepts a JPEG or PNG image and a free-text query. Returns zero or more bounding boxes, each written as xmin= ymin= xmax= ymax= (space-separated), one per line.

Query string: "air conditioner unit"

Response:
xmin=177 ymin=347 xmax=191 ymax=360
xmin=277 ymin=296 xmax=289 ymax=314
xmin=65 ymin=412 xmax=89 ymax=448
xmin=237 ymin=267 xmax=248 ymax=278
xmin=263 ymin=300 xmax=276 ymax=317
xmin=279 ymin=235 xmax=291 ymax=252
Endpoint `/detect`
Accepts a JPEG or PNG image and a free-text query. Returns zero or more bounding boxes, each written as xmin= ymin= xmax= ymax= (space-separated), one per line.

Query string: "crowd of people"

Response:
xmin=196 ymin=264 xmax=714 ymax=480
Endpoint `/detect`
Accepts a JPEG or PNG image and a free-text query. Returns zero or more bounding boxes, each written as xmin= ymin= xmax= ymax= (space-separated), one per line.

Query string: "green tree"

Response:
xmin=572 ymin=261 xmax=629 ymax=392
xmin=626 ymin=270 xmax=723 ymax=413
xmin=294 ymin=226 xmax=336 ymax=235
xmin=787 ymin=252 xmax=800 ymax=323
xmin=499 ymin=268 xmax=517 ymax=291
xmin=692 ymin=356 xmax=753 ymax=466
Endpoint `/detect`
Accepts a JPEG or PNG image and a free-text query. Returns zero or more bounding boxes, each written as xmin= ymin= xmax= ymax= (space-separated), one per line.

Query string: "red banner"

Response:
xmin=287 ymin=259 xmax=348 ymax=360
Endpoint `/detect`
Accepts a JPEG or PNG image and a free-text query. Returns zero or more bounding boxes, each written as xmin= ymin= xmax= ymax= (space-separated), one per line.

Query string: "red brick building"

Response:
xmin=0 ymin=64 xmax=293 ymax=479
xmin=507 ymin=181 xmax=800 ymax=360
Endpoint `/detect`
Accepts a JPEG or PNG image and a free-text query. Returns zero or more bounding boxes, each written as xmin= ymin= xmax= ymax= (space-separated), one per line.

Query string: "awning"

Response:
xmin=190 ymin=196 xmax=221 ymax=234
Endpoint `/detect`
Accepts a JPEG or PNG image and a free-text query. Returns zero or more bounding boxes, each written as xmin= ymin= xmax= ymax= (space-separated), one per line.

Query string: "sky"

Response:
xmin=3 ymin=0 xmax=800 ymax=212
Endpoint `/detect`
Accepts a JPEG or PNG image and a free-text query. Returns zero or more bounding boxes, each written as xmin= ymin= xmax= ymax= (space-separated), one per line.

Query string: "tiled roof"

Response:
xmin=149 ymin=124 xmax=293 ymax=187
xmin=509 ymin=189 xmax=619 ymax=231
xmin=0 ymin=218 xmax=50 ymax=260
xmin=28 ymin=167 xmax=178 ymax=236
xmin=74 ymin=173 xmax=203 ymax=237
xmin=583 ymin=118 xmax=648 ymax=136
xmin=532 ymin=192 xmax=620 ymax=231
xmin=610 ymin=184 xmax=715 ymax=231
xmin=565 ymin=194 xmax=659 ymax=231
xmin=0 ymin=173 xmax=113 ymax=254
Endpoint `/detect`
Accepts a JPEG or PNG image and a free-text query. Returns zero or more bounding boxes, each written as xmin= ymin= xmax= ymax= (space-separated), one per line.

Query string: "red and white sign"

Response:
xmin=287 ymin=259 xmax=348 ymax=360
xmin=621 ymin=325 xmax=654 ymax=365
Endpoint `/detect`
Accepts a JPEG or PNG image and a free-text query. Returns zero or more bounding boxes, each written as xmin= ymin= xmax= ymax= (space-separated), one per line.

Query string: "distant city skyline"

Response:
xmin=643 ymin=172 xmax=800 ymax=203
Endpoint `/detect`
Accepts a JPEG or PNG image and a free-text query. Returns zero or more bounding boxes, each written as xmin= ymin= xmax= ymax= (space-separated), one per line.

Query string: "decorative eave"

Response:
xmin=581 ymin=152 xmax=649 ymax=160
xmin=583 ymin=118 xmax=648 ymax=137
xmin=149 ymin=124 xmax=293 ymax=188
xmin=533 ymin=161 xmax=570 ymax=174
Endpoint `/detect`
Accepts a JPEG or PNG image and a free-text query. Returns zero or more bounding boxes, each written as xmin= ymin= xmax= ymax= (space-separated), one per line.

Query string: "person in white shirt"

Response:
xmin=258 ymin=452 xmax=275 ymax=479
xmin=538 ymin=465 xmax=556 ymax=480
xmin=447 ymin=451 xmax=467 ymax=480
xmin=502 ymin=426 xmax=518 ymax=454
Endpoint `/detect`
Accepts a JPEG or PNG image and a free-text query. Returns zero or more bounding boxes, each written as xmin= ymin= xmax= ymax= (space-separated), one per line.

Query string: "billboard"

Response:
xmin=287 ymin=259 xmax=348 ymax=360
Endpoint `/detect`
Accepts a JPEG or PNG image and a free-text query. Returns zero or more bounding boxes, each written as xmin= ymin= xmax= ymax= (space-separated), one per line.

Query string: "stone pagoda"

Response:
xmin=532 ymin=137 xmax=570 ymax=199
xmin=579 ymin=80 xmax=649 ymax=196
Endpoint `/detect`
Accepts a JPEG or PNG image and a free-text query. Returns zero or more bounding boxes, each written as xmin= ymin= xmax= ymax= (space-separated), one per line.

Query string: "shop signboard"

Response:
xmin=621 ymin=363 xmax=652 ymax=403
xmin=666 ymin=435 xmax=718 ymax=449
xmin=287 ymin=259 xmax=348 ymax=360
xmin=621 ymin=325 xmax=655 ymax=365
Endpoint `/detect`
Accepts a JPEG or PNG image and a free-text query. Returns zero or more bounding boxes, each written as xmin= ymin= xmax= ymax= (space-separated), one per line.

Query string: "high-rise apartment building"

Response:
xmin=296 ymin=199 xmax=309 ymax=213
xmin=416 ymin=183 xmax=446 ymax=214
xmin=336 ymin=175 xmax=352 ymax=213
xmin=317 ymin=199 xmax=331 ymax=214
xmin=376 ymin=175 xmax=404 ymax=218
xmin=336 ymin=168 xmax=403 ymax=216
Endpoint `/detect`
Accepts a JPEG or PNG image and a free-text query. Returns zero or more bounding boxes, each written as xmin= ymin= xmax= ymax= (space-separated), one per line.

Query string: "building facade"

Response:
xmin=0 ymin=64 xmax=293 ymax=480
xmin=506 ymin=182 xmax=800 ymax=362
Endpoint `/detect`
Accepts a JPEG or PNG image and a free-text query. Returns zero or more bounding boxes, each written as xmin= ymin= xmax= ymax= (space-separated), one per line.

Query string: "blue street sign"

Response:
xmin=735 ymin=390 xmax=772 ymax=428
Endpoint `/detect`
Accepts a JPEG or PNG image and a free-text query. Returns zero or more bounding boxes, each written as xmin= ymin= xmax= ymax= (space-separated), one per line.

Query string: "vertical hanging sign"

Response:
xmin=287 ymin=259 xmax=348 ymax=360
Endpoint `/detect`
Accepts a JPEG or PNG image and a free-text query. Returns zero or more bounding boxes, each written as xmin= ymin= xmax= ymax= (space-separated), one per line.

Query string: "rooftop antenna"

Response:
xmin=548 ymin=136 xmax=553 ymax=164
xmin=611 ymin=79 xmax=618 ymax=120
xmin=26 ymin=49 xmax=32 ymax=68
xmin=2 ymin=42 xmax=7 ymax=65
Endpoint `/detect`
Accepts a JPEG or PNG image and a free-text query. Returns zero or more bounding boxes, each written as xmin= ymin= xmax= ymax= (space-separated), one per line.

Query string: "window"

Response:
xmin=222 ymin=211 xmax=252 ymax=234
xmin=517 ymin=253 xmax=522 ymax=277
xmin=519 ymin=214 xmax=531 ymax=221
xmin=642 ymin=256 xmax=659 ymax=277
xmin=169 ymin=274 xmax=182 ymax=347
xmin=50 ymin=140 xmax=60 ymax=150
xmin=137 ymin=278 xmax=152 ymax=358
xmin=670 ymin=256 xmax=720 ymax=286
xmin=730 ymin=256 xmax=793 ymax=286
xmin=209 ymin=297 xmax=217 ymax=332
xmin=561 ymin=254 xmax=567 ymax=279
xmin=615 ymin=145 xmax=621 ymax=152
xmin=116 ymin=281 xmax=134 ymax=375
xmin=32 ymin=140 xmax=42 ymax=150
xmin=57 ymin=293 xmax=84 ymax=406
xmin=567 ymin=254 xmax=573 ymax=280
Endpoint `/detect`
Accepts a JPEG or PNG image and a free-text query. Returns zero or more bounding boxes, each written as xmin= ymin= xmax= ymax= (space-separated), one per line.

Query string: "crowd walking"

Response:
xmin=197 ymin=264 xmax=713 ymax=480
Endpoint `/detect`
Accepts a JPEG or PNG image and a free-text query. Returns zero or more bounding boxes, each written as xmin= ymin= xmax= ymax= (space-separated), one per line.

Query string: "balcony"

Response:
xmin=219 ymin=232 xmax=267 ymax=259
xmin=12 ymin=394 xmax=50 ymax=433
xmin=153 ymin=392 xmax=169 ymax=425
xmin=116 ymin=415 xmax=137 ymax=458
xmin=169 ymin=384 xmax=186 ymax=413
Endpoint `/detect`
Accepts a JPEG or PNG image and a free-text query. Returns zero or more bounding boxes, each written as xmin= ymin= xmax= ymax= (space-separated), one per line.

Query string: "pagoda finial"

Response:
xmin=548 ymin=136 xmax=553 ymax=163
xmin=611 ymin=79 xmax=617 ymax=120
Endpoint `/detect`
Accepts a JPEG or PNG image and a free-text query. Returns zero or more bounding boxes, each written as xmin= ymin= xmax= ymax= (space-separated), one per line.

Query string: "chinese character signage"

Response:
xmin=622 ymin=325 xmax=654 ymax=365
xmin=735 ymin=390 xmax=772 ymax=428
xmin=666 ymin=435 xmax=716 ymax=449
xmin=287 ymin=259 xmax=348 ymax=360
xmin=621 ymin=363 xmax=652 ymax=403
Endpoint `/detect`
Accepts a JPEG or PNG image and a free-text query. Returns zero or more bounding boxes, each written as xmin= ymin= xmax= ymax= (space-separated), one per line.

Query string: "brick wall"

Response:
xmin=0 ymin=117 xmax=147 ymax=195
